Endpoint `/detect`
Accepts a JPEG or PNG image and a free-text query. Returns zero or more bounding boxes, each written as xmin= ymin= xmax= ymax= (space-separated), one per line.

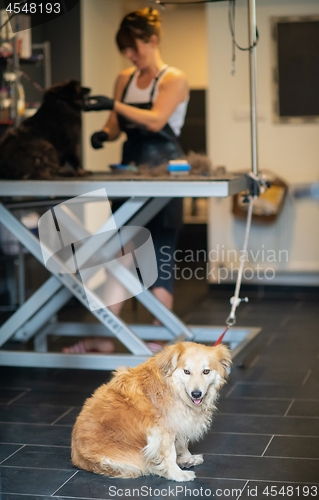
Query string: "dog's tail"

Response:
xmin=71 ymin=444 xmax=144 ymax=478
xmin=99 ymin=454 xmax=144 ymax=478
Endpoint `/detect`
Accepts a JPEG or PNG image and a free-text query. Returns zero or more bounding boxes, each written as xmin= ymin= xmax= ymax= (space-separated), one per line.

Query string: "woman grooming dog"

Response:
xmin=64 ymin=8 xmax=189 ymax=354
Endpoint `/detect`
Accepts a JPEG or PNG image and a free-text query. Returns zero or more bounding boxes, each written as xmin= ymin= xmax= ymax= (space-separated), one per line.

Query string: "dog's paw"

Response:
xmin=177 ymin=454 xmax=204 ymax=468
xmin=170 ymin=469 xmax=196 ymax=482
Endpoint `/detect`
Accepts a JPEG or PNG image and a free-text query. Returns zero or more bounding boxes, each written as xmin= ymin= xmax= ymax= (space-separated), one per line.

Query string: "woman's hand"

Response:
xmin=88 ymin=71 xmax=131 ymax=142
xmin=84 ymin=95 xmax=114 ymax=111
xmin=91 ymin=130 xmax=109 ymax=149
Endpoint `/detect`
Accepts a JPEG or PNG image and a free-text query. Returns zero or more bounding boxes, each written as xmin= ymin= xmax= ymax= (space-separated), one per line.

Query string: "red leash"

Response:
xmin=213 ymin=326 xmax=230 ymax=346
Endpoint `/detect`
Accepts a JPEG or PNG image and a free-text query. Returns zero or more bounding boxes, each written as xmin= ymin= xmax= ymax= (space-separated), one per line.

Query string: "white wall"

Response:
xmin=206 ymin=0 xmax=319 ymax=285
xmin=158 ymin=4 xmax=208 ymax=88
xmin=80 ymin=0 xmax=124 ymax=171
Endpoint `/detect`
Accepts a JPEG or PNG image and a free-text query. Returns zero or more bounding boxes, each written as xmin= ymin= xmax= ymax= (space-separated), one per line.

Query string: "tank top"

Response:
xmin=123 ymin=65 xmax=189 ymax=137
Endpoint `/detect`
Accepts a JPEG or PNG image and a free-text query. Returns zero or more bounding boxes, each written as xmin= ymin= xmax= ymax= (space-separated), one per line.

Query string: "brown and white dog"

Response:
xmin=71 ymin=341 xmax=231 ymax=482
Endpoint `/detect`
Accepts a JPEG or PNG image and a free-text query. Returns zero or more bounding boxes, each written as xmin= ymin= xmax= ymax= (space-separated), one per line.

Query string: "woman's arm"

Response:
xmin=114 ymin=69 xmax=189 ymax=133
xmin=101 ymin=112 xmax=120 ymax=141
xmin=101 ymin=69 xmax=134 ymax=141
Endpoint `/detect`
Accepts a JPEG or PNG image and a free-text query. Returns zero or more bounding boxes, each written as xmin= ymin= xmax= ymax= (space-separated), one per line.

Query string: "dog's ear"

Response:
xmin=59 ymin=80 xmax=81 ymax=102
xmin=155 ymin=342 xmax=185 ymax=377
xmin=43 ymin=80 xmax=83 ymax=107
xmin=214 ymin=344 xmax=232 ymax=378
xmin=81 ymin=86 xmax=91 ymax=97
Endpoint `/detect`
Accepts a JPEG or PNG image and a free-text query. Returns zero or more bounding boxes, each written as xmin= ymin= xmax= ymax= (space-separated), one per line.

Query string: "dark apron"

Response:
xmin=118 ymin=66 xmax=185 ymax=167
xmin=117 ymin=66 xmax=184 ymax=229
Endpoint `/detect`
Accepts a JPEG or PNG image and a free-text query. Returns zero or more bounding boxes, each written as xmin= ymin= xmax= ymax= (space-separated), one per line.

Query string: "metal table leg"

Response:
xmin=0 ymin=192 xmax=194 ymax=370
xmin=0 ymin=197 xmax=149 ymax=341
xmin=0 ymin=201 xmax=153 ymax=356
xmin=55 ymin=200 xmax=194 ymax=340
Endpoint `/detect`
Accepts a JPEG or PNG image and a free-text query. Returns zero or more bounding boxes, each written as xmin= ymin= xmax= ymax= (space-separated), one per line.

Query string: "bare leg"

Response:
xmin=152 ymin=287 xmax=173 ymax=325
xmin=108 ymin=300 xmax=124 ymax=316
xmin=62 ymin=337 xmax=114 ymax=354
xmin=62 ymin=284 xmax=122 ymax=353
xmin=63 ymin=289 xmax=173 ymax=353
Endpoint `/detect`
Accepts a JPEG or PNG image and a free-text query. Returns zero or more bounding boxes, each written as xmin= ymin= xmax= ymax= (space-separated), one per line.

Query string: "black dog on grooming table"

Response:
xmin=0 ymin=80 xmax=90 ymax=180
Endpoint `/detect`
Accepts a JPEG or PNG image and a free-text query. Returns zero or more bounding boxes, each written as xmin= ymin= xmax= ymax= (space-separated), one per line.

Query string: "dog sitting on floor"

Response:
xmin=71 ymin=341 xmax=231 ymax=482
xmin=0 ymin=80 xmax=90 ymax=180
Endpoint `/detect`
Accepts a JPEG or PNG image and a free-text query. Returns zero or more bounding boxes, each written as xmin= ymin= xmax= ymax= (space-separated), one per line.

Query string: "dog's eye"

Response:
xmin=184 ymin=369 xmax=190 ymax=375
xmin=203 ymin=369 xmax=210 ymax=375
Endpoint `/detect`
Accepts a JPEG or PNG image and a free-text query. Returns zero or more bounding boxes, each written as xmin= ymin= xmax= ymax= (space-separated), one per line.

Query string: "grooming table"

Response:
xmin=0 ymin=172 xmax=261 ymax=369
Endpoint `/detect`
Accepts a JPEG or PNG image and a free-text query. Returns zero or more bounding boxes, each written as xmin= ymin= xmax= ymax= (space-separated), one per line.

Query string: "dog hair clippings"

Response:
xmin=213 ymin=326 xmax=230 ymax=346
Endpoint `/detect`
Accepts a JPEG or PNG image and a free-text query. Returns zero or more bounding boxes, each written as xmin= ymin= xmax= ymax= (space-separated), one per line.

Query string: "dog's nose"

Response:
xmin=191 ymin=391 xmax=202 ymax=399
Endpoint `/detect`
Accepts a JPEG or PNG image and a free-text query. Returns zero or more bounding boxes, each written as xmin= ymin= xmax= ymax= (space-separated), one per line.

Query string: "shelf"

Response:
xmin=183 ymin=216 xmax=208 ymax=225
xmin=0 ymin=56 xmax=42 ymax=65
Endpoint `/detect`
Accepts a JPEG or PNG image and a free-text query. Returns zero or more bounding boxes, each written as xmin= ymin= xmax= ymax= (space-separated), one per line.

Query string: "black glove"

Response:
xmin=84 ymin=95 xmax=114 ymax=111
xmin=91 ymin=130 xmax=109 ymax=149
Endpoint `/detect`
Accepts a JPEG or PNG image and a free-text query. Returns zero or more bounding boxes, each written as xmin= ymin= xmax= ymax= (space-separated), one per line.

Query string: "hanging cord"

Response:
xmin=222 ymin=173 xmax=269 ymax=334
xmin=226 ymin=196 xmax=254 ymax=326
xmin=228 ymin=0 xmax=259 ymax=52
xmin=213 ymin=196 xmax=254 ymax=345
xmin=228 ymin=0 xmax=259 ymax=76
xmin=213 ymin=196 xmax=253 ymax=345
xmin=229 ymin=0 xmax=236 ymax=75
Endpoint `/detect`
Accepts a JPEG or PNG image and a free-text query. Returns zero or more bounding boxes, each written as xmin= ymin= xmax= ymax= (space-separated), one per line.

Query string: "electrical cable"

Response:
xmin=150 ymin=0 xmax=259 ymax=75
xmin=228 ymin=0 xmax=259 ymax=52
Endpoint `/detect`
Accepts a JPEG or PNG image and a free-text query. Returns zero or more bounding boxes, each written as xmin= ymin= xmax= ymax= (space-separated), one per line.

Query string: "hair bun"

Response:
xmin=148 ymin=8 xmax=160 ymax=25
xmin=136 ymin=7 xmax=161 ymax=27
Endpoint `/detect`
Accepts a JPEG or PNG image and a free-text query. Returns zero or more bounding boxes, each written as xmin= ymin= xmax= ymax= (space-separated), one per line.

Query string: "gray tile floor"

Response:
xmin=0 ymin=290 xmax=319 ymax=499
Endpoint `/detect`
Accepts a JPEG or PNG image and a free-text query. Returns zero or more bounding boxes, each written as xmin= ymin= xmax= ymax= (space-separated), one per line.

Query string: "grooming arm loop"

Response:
xmin=242 ymin=172 xmax=270 ymax=202
xmin=226 ymin=296 xmax=249 ymax=326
